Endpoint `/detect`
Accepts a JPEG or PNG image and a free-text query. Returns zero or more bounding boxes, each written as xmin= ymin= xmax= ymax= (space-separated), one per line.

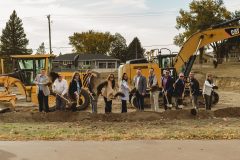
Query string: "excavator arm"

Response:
xmin=174 ymin=25 xmax=240 ymax=76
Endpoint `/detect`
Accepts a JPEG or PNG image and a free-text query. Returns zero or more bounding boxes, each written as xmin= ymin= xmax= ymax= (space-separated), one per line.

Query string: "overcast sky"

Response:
xmin=0 ymin=0 xmax=239 ymax=55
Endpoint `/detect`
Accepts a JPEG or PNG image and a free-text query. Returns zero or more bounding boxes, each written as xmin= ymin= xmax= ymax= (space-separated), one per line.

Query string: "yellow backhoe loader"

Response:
xmin=0 ymin=54 xmax=91 ymax=110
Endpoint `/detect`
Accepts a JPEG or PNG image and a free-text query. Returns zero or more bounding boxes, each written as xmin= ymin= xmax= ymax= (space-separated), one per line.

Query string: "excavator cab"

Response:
xmin=156 ymin=53 xmax=178 ymax=79
xmin=11 ymin=54 xmax=55 ymax=86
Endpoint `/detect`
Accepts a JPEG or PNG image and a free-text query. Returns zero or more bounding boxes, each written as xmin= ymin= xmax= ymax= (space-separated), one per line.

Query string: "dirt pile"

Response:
xmin=1 ymin=107 xmax=240 ymax=123
xmin=214 ymin=107 xmax=240 ymax=117
xmin=214 ymin=77 xmax=240 ymax=89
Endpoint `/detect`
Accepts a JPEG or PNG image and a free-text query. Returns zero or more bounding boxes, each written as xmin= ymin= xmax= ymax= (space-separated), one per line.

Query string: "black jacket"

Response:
xmin=190 ymin=78 xmax=200 ymax=96
xmin=162 ymin=76 xmax=174 ymax=94
xmin=173 ymin=78 xmax=185 ymax=97
xmin=69 ymin=79 xmax=82 ymax=99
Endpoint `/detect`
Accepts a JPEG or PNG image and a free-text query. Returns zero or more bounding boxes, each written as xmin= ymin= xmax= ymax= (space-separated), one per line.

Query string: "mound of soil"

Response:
xmin=215 ymin=77 xmax=240 ymax=89
xmin=214 ymin=107 xmax=240 ymax=117
xmin=0 ymin=109 xmax=215 ymax=123
xmin=1 ymin=107 xmax=240 ymax=123
xmin=163 ymin=109 xmax=214 ymax=120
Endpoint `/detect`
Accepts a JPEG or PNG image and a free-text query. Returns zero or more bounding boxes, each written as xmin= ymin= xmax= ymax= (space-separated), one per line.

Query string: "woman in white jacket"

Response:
xmin=120 ymin=73 xmax=130 ymax=113
xmin=203 ymin=73 xmax=216 ymax=110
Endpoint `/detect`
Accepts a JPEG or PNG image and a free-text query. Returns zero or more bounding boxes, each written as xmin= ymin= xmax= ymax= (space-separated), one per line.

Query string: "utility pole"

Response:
xmin=47 ymin=15 xmax=52 ymax=54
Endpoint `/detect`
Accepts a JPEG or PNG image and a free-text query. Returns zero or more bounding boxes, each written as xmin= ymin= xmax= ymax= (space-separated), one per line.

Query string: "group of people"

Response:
xmin=34 ymin=69 xmax=83 ymax=112
xmin=119 ymin=68 xmax=217 ymax=112
xmin=34 ymin=68 xmax=217 ymax=113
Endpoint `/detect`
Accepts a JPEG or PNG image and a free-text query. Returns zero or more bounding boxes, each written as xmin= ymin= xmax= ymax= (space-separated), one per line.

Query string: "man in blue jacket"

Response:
xmin=173 ymin=73 xmax=185 ymax=109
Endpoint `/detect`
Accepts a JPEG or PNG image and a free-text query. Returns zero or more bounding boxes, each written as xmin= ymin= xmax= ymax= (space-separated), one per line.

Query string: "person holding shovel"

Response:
xmin=102 ymin=74 xmax=116 ymax=113
xmin=189 ymin=72 xmax=200 ymax=109
xmin=120 ymin=73 xmax=130 ymax=113
xmin=203 ymin=73 xmax=217 ymax=110
xmin=133 ymin=68 xmax=147 ymax=111
xmin=52 ymin=74 xmax=68 ymax=111
xmin=161 ymin=70 xmax=174 ymax=110
xmin=69 ymin=72 xmax=82 ymax=112
xmin=86 ymin=70 xmax=98 ymax=113
xmin=173 ymin=73 xmax=185 ymax=109
xmin=34 ymin=69 xmax=50 ymax=112
xmin=148 ymin=68 xmax=160 ymax=112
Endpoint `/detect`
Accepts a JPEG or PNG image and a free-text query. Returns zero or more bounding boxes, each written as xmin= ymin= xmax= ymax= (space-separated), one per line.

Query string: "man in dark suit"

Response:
xmin=133 ymin=68 xmax=147 ymax=111
xmin=162 ymin=70 xmax=174 ymax=110
xmin=86 ymin=70 xmax=98 ymax=113
xmin=189 ymin=72 xmax=200 ymax=109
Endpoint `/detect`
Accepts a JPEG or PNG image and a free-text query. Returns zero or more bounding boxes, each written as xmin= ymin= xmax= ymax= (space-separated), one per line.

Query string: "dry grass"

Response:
xmin=1 ymin=118 xmax=240 ymax=141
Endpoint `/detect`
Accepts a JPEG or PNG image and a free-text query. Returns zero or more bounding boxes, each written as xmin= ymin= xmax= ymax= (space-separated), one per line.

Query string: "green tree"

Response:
xmin=0 ymin=10 xmax=30 ymax=57
xmin=223 ymin=10 xmax=240 ymax=60
xmin=36 ymin=42 xmax=46 ymax=54
xmin=109 ymin=33 xmax=127 ymax=62
xmin=174 ymin=0 xmax=231 ymax=63
xmin=69 ymin=30 xmax=115 ymax=54
xmin=126 ymin=37 xmax=145 ymax=61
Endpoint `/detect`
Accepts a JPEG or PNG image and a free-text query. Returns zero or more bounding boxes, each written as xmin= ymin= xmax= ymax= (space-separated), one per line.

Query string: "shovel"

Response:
xmin=55 ymin=93 xmax=73 ymax=107
xmin=163 ymin=90 xmax=172 ymax=109
xmin=189 ymin=82 xmax=198 ymax=116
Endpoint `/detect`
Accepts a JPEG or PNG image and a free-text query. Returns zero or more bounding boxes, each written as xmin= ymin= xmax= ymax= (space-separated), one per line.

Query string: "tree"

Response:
xmin=174 ymin=0 xmax=231 ymax=63
xmin=36 ymin=42 xmax=46 ymax=54
xmin=0 ymin=10 xmax=30 ymax=57
xmin=126 ymin=37 xmax=145 ymax=61
xmin=109 ymin=33 xmax=127 ymax=62
xmin=69 ymin=30 xmax=115 ymax=54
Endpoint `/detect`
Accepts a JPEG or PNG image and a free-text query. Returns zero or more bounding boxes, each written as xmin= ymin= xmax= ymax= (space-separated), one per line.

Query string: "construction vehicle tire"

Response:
xmin=77 ymin=89 xmax=90 ymax=110
xmin=212 ymin=91 xmax=219 ymax=105
xmin=130 ymin=95 xmax=138 ymax=108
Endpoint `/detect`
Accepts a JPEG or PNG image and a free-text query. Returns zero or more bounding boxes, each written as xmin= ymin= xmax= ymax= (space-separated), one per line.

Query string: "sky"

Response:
xmin=0 ymin=0 xmax=239 ymax=55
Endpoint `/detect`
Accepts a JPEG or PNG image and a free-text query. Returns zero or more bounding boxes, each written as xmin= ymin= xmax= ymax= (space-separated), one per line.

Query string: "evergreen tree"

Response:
xmin=126 ymin=37 xmax=145 ymax=61
xmin=0 ymin=10 xmax=29 ymax=57
xmin=36 ymin=42 xmax=46 ymax=54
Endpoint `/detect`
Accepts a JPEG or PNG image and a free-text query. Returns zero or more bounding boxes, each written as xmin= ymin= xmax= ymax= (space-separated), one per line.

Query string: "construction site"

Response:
xmin=0 ymin=56 xmax=240 ymax=140
xmin=1 ymin=1 xmax=240 ymax=159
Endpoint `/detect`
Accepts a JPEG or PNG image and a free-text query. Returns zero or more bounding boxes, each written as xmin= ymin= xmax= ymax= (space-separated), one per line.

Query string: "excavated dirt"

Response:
xmin=214 ymin=107 xmax=240 ymax=117
xmin=1 ymin=107 xmax=240 ymax=123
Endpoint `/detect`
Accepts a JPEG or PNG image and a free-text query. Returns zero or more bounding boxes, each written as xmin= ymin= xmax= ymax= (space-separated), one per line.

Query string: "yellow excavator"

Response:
xmin=118 ymin=17 xmax=240 ymax=108
xmin=0 ymin=54 xmax=91 ymax=110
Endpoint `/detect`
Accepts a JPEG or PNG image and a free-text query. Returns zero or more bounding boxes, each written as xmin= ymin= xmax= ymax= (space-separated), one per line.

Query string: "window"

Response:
xmin=63 ymin=61 xmax=72 ymax=65
xmin=17 ymin=59 xmax=35 ymax=85
xmin=107 ymin=62 xmax=116 ymax=68
xmin=18 ymin=59 xmax=34 ymax=70
xmin=35 ymin=59 xmax=46 ymax=74
xmin=161 ymin=57 xmax=171 ymax=68
xmin=98 ymin=62 xmax=107 ymax=68
xmin=84 ymin=61 xmax=90 ymax=65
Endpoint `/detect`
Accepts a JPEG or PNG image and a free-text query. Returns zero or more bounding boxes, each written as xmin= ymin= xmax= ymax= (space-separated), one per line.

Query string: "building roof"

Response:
xmin=54 ymin=53 xmax=119 ymax=61
xmin=54 ymin=53 xmax=77 ymax=61
xmin=11 ymin=54 xmax=56 ymax=59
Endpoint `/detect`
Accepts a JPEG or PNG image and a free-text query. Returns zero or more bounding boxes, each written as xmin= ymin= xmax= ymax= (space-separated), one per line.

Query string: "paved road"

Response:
xmin=0 ymin=140 xmax=240 ymax=160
